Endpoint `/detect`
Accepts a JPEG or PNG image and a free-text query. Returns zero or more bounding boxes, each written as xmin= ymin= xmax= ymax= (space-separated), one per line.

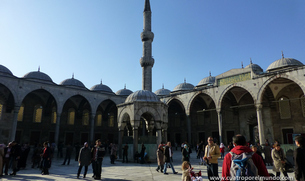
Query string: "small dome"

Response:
xmin=23 ymin=70 xmax=53 ymax=83
xmin=0 ymin=65 xmax=13 ymax=76
xmin=245 ymin=60 xmax=263 ymax=73
xmin=198 ymin=72 xmax=215 ymax=86
xmin=60 ymin=76 xmax=86 ymax=89
xmin=125 ymin=90 xmax=160 ymax=103
xmin=173 ymin=80 xmax=194 ymax=92
xmin=267 ymin=57 xmax=303 ymax=71
xmin=90 ymin=81 xmax=113 ymax=93
xmin=116 ymin=86 xmax=133 ymax=96
xmin=155 ymin=85 xmax=171 ymax=96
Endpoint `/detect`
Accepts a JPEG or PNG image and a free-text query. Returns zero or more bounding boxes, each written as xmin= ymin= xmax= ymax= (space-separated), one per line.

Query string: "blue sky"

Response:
xmin=1 ymin=0 xmax=305 ymax=93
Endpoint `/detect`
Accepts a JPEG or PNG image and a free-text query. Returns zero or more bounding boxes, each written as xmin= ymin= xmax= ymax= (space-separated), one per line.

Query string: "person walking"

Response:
xmin=163 ymin=142 xmax=178 ymax=175
xmin=156 ymin=144 xmax=164 ymax=173
xmin=3 ymin=142 xmax=12 ymax=175
xmin=62 ymin=143 xmax=72 ymax=165
xmin=294 ymin=135 xmax=305 ymax=181
xmin=264 ymin=142 xmax=273 ymax=166
xmin=110 ymin=143 xmax=117 ymax=164
xmin=10 ymin=141 xmax=21 ymax=176
xmin=91 ymin=139 xmax=106 ymax=180
xmin=222 ymin=134 xmax=270 ymax=181
xmin=122 ymin=143 xmax=128 ymax=163
xmin=41 ymin=141 xmax=51 ymax=175
xmin=77 ymin=142 xmax=91 ymax=178
xmin=203 ymin=137 xmax=220 ymax=180
xmin=182 ymin=144 xmax=190 ymax=162
xmin=271 ymin=143 xmax=289 ymax=181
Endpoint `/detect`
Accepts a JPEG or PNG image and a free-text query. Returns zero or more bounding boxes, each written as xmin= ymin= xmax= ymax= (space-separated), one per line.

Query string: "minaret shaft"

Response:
xmin=140 ymin=0 xmax=154 ymax=92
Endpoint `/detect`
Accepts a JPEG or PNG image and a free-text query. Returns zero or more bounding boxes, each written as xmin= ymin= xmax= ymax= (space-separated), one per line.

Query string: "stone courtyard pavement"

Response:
xmin=1 ymin=149 xmax=295 ymax=181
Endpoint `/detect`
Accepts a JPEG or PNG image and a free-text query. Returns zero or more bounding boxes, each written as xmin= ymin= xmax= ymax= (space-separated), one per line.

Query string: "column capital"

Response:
xmin=255 ymin=103 xmax=263 ymax=110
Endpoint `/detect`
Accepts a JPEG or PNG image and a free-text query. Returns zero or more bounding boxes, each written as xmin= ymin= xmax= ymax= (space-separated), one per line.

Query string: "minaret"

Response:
xmin=140 ymin=0 xmax=154 ymax=91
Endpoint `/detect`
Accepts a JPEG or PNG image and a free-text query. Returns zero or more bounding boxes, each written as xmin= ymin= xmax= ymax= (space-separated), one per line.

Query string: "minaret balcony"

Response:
xmin=141 ymin=31 xmax=154 ymax=42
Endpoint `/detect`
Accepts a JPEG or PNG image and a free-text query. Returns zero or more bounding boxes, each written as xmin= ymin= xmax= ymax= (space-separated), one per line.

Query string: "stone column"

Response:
xmin=156 ymin=129 xmax=162 ymax=145
xmin=133 ymin=127 xmax=139 ymax=158
xmin=54 ymin=112 xmax=62 ymax=147
xmin=186 ymin=115 xmax=192 ymax=144
xmin=9 ymin=105 xmax=20 ymax=141
xmin=89 ymin=113 xmax=96 ymax=144
xmin=217 ymin=109 xmax=223 ymax=144
xmin=256 ymin=104 xmax=265 ymax=145
xmin=118 ymin=129 xmax=124 ymax=159
xmin=162 ymin=123 xmax=168 ymax=143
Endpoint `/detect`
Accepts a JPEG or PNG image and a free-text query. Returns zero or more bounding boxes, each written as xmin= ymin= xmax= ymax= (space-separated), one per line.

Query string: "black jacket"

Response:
xmin=91 ymin=145 xmax=106 ymax=160
xmin=294 ymin=146 xmax=305 ymax=181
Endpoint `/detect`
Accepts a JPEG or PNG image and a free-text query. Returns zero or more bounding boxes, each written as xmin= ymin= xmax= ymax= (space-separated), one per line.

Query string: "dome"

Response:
xmin=23 ymin=70 xmax=53 ymax=83
xmin=0 ymin=65 xmax=13 ymax=76
xmin=125 ymin=90 xmax=160 ymax=103
xmin=90 ymin=81 xmax=113 ymax=93
xmin=245 ymin=60 xmax=263 ymax=73
xmin=267 ymin=57 xmax=303 ymax=71
xmin=173 ymin=80 xmax=194 ymax=92
xmin=197 ymin=72 xmax=215 ymax=86
xmin=116 ymin=86 xmax=133 ymax=96
xmin=154 ymin=85 xmax=171 ymax=96
xmin=60 ymin=76 xmax=86 ymax=89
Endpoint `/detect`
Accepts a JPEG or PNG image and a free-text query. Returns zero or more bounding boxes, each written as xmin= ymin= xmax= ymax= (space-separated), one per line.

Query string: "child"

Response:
xmin=181 ymin=161 xmax=191 ymax=181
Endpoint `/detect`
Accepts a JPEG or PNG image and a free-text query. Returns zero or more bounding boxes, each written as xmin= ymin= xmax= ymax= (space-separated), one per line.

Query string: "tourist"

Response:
xmin=156 ymin=144 xmax=164 ymax=173
xmin=163 ymin=141 xmax=178 ymax=175
xmin=41 ymin=141 xmax=51 ymax=175
xmin=91 ymin=139 xmax=106 ymax=180
xmin=182 ymin=144 xmax=190 ymax=163
xmin=10 ymin=141 xmax=21 ymax=176
xmin=62 ymin=142 xmax=72 ymax=165
xmin=140 ymin=143 xmax=146 ymax=164
xmin=219 ymin=143 xmax=225 ymax=159
xmin=264 ymin=142 xmax=273 ymax=166
xmin=110 ymin=143 xmax=117 ymax=164
xmin=77 ymin=142 xmax=91 ymax=178
xmin=181 ymin=161 xmax=191 ymax=181
xmin=271 ymin=143 xmax=289 ymax=181
xmin=294 ymin=135 xmax=305 ymax=181
xmin=122 ymin=143 xmax=128 ymax=163
xmin=203 ymin=137 xmax=220 ymax=180
xmin=3 ymin=142 xmax=12 ymax=175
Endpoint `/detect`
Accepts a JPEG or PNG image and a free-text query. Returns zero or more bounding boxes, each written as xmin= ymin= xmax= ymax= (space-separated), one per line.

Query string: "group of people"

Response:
xmin=181 ymin=134 xmax=305 ymax=181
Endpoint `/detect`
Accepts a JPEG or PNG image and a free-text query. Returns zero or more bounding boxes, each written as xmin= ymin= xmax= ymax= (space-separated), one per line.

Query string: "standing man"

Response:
xmin=10 ymin=141 xmax=21 ymax=176
xmin=294 ymin=135 xmax=305 ymax=181
xmin=163 ymin=142 xmax=178 ymax=175
xmin=91 ymin=139 xmax=106 ymax=180
xmin=222 ymin=134 xmax=270 ymax=181
xmin=62 ymin=142 xmax=72 ymax=165
xmin=203 ymin=137 xmax=220 ymax=180
xmin=122 ymin=143 xmax=128 ymax=163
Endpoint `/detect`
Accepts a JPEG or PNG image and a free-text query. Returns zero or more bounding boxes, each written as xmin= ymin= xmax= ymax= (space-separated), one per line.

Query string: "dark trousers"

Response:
xmin=123 ymin=154 xmax=128 ymax=163
xmin=3 ymin=157 xmax=10 ymax=174
xmin=110 ymin=155 xmax=115 ymax=164
xmin=92 ymin=159 xmax=103 ymax=179
xmin=77 ymin=165 xmax=88 ymax=176
xmin=207 ymin=163 xmax=219 ymax=181
xmin=276 ymin=171 xmax=289 ymax=181
xmin=62 ymin=154 xmax=71 ymax=165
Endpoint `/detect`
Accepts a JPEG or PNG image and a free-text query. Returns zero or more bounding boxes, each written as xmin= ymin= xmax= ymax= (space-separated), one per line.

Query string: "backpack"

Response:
xmin=229 ymin=152 xmax=258 ymax=181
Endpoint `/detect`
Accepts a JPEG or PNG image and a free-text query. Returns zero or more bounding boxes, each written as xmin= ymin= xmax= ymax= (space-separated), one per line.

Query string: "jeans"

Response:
xmin=163 ymin=160 xmax=176 ymax=173
xmin=123 ymin=154 xmax=128 ymax=163
xmin=77 ymin=165 xmax=88 ymax=176
xmin=207 ymin=163 xmax=218 ymax=181
xmin=92 ymin=158 xmax=103 ymax=178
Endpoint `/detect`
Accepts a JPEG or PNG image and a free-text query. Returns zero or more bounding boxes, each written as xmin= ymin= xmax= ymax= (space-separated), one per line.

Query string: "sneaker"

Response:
xmin=164 ymin=172 xmax=168 ymax=175
xmin=174 ymin=172 xmax=178 ymax=174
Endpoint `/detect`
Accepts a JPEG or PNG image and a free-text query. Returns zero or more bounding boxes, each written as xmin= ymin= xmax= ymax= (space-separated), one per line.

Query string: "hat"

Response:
xmin=84 ymin=142 xmax=88 ymax=146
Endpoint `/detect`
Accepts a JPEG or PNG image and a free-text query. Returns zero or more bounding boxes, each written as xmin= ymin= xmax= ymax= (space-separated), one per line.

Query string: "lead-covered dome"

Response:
xmin=198 ymin=72 xmax=215 ymax=86
xmin=173 ymin=80 xmax=194 ymax=92
xmin=155 ymin=85 xmax=171 ymax=96
xmin=60 ymin=75 xmax=86 ymax=89
xmin=23 ymin=69 xmax=53 ymax=83
xmin=125 ymin=90 xmax=160 ymax=103
xmin=90 ymin=81 xmax=113 ymax=93
xmin=0 ymin=64 xmax=13 ymax=76
xmin=245 ymin=60 xmax=263 ymax=73
xmin=267 ymin=56 xmax=303 ymax=71
xmin=116 ymin=85 xmax=133 ymax=96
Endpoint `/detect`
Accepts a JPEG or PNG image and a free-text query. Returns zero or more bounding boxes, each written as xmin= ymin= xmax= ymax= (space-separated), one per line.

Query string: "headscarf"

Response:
xmin=184 ymin=144 xmax=189 ymax=152
xmin=220 ymin=143 xmax=225 ymax=148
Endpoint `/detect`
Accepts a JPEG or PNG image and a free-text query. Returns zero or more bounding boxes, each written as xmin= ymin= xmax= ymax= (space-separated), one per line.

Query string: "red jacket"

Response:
xmin=222 ymin=145 xmax=270 ymax=181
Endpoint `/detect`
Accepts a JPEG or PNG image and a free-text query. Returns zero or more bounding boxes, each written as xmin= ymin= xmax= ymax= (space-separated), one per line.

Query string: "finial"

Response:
xmin=162 ymin=83 xmax=164 ymax=89
xmin=241 ymin=61 xmax=244 ymax=68
xmin=38 ymin=66 xmax=40 ymax=72
xmin=72 ymin=73 xmax=74 ymax=79
xmin=282 ymin=51 xmax=284 ymax=58
xmin=209 ymin=71 xmax=211 ymax=77
xmin=124 ymin=84 xmax=126 ymax=89
xmin=100 ymin=79 xmax=102 ymax=84
xmin=184 ymin=78 xmax=186 ymax=83
xmin=144 ymin=0 xmax=151 ymax=12
xmin=250 ymin=58 xmax=252 ymax=64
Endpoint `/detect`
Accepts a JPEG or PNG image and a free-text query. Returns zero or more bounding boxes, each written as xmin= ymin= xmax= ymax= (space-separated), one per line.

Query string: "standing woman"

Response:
xmin=110 ymin=143 xmax=117 ymax=164
xmin=294 ymin=135 xmax=305 ymax=181
xmin=77 ymin=142 xmax=91 ymax=178
xmin=41 ymin=141 xmax=51 ymax=175
xmin=182 ymin=144 xmax=190 ymax=163
xmin=156 ymin=144 xmax=164 ymax=172
xmin=271 ymin=143 xmax=289 ymax=181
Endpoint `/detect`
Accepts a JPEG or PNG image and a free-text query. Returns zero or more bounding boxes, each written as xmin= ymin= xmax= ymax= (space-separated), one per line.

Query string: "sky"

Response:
xmin=1 ymin=0 xmax=305 ymax=93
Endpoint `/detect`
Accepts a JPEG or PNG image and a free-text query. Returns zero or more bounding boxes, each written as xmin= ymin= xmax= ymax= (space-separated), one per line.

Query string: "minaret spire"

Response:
xmin=140 ymin=0 xmax=154 ymax=91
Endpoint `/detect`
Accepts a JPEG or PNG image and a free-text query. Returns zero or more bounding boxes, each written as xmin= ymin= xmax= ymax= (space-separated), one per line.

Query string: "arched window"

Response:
xmin=51 ymin=107 xmax=57 ymax=124
xmin=175 ymin=112 xmax=180 ymax=127
xmin=301 ymin=95 xmax=305 ymax=117
xmin=96 ymin=112 xmax=102 ymax=126
xmin=68 ymin=108 xmax=75 ymax=125
xmin=108 ymin=112 xmax=114 ymax=127
xmin=82 ymin=110 xmax=89 ymax=125
xmin=18 ymin=105 xmax=24 ymax=122
xmin=279 ymin=97 xmax=291 ymax=119
xmin=33 ymin=104 xmax=43 ymax=123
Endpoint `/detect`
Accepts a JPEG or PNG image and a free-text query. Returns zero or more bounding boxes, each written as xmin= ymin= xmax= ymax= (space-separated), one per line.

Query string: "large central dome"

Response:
xmin=125 ymin=90 xmax=160 ymax=103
